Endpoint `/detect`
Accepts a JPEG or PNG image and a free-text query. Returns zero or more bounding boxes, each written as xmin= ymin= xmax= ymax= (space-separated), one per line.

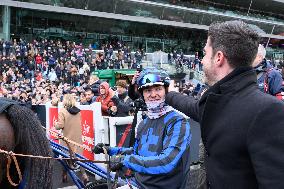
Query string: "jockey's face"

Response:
xmin=0 ymin=114 xmax=15 ymax=183
xmin=142 ymin=85 xmax=166 ymax=103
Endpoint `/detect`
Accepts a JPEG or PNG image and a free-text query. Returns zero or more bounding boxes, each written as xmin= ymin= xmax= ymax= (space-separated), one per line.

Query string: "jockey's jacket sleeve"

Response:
xmin=109 ymin=147 xmax=133 ymax=156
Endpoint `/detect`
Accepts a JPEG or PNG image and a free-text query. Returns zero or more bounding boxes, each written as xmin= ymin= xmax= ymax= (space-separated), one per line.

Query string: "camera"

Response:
xmin=107 ymin=107 xmax=117 ymax=117
xmin=137 ymin=64 xmax=143 ymax=72
xmin=130 ymin=98 xmax=147 ymax=111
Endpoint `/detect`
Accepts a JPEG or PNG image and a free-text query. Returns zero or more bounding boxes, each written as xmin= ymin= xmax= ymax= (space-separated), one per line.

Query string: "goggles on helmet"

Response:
xmin=137 ymin=68 xmax=170 ymax=90
xmin=137 ymin=73 xmax=165 ymax=89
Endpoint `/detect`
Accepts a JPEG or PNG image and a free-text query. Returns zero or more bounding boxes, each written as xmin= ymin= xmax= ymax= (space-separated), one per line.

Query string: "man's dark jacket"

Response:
xmin=166 ymin=67 xmax=284 ymax=189
xmin=111 ymin=92 xmax=133 ymax=117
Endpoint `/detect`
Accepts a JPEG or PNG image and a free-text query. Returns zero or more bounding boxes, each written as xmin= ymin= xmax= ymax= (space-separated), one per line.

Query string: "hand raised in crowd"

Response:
xmin=168 ymin=80 xmax=179 ymax=92
xmin=131 ymin=71 xmax=140 ymax=85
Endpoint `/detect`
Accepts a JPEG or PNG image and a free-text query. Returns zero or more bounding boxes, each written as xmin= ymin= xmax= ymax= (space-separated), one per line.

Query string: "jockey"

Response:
xmin=93 ymin=68 xmax=192 ymax=189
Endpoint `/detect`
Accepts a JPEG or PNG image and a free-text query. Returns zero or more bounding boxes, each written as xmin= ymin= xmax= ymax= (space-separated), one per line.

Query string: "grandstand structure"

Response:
xmin=0 ymin=0 xmax=283 ymax=57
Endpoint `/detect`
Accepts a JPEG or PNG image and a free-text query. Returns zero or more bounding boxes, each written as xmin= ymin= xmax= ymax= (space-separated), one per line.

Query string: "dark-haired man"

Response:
xmin=110 ymin=80 xmax=133 ymax=117
xmin=166 ymin=20 xmax=284 ymax=188
xmin=84 ymin=87 xmax=96 ymax=105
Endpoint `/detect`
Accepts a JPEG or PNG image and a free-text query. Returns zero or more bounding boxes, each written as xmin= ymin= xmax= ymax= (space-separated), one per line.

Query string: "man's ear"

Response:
xmin=214 ymin=51 xmax=226 ymax=67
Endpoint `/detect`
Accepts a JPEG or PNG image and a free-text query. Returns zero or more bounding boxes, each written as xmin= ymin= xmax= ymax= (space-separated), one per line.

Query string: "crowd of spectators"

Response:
xmin=1 ymin=37 xmax=204 ymax=119
xmin=168 ymin=51 xmax=203 ymax=73
xmin=0 ymin=38 xmax=282 ymax=117
xmin=0 ymin=38 xmax=144 ymax=112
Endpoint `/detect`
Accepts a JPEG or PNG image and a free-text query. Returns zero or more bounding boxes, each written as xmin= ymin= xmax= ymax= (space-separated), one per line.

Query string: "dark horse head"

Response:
xmin=0 ymin=98 xmax=52 ymax=189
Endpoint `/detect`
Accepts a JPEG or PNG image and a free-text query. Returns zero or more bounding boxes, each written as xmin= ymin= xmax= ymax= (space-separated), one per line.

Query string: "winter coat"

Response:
xmin=68 ymin=74 xmax=79 ymax=86
xmin=95 ymin=82 xmax=114 ymax=116
xmin=255 ymin=60 xmax=284 ymax=95
xmin=48 ymin=71 xmax=57 ymax=82
xmin=111 ymin=92 xmax=133 ymax=117
xmin=35 ymin=55 xmax=43 ymax=65
xmin=166 ymin=67 xmax=284 ymax=189
xmin=55 ymin=106 xmax=83 ymax=155
xmin=48 ymin=57 xmax=56 ymax=65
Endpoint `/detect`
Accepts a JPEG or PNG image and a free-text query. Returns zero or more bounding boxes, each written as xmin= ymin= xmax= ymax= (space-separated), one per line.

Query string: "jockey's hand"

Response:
xmin=92 ymin=143 xmax=110 ymax=154
xmin=110 ymin=155 xmax=124 ymax=172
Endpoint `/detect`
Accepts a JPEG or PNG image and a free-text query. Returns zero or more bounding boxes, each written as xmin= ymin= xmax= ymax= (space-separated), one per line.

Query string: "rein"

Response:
xmin=0 ymin=126 xmax=108 ymax=187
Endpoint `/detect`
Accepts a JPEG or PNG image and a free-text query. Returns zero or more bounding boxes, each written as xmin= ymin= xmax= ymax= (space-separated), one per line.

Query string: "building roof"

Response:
xmin=196 ymin=0 xmax=284 ymax=18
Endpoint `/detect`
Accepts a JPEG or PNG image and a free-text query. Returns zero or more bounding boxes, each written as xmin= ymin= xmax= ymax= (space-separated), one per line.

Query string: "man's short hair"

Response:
xmin=84 ymin=87 xmax=93 ymax=93
xmin=208 ymin=20 xmax=260 ymax=68
xmin=116 ymin=80 xmax=128 ymax=89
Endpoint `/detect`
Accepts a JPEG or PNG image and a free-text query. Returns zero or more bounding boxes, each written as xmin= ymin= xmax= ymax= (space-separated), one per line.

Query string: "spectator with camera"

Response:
xmin=109 ymin=80 xmax=133 ymax=117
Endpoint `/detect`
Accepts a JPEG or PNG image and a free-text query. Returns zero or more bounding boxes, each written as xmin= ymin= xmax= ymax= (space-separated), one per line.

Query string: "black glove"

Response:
xmin=110 ymin=155 xmax=124 ymax=172
xmin=107 ymin=107 xmax=117 ymax=116
xmin=92 ymin=143 xmax=110 ymax=154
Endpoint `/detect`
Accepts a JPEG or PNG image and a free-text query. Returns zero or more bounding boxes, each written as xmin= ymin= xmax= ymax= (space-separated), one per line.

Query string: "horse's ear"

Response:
xmin=0 ymin=97 xmax=19 ymax=113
